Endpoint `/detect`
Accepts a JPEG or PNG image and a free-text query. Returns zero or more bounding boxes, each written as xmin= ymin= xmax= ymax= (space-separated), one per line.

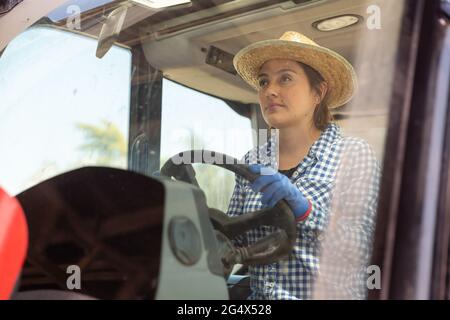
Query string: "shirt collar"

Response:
xmin=259 ymin=123 xmax=341 ymax=167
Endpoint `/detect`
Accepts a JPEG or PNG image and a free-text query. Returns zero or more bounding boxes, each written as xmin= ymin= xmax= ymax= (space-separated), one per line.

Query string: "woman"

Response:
xmin=227 ymin=31 xmax=380 ymax=300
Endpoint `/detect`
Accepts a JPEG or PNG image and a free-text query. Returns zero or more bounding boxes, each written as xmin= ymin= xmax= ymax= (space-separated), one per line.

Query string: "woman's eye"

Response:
xmin=258 ymin=79 xmax=268 ymax=87
xmin=281 ymin=75 xmax=292 ymax=83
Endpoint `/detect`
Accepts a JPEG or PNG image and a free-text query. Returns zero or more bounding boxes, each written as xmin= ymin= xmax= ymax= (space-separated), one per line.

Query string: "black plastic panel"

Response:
xmin=16 ymin=167 xmax=165 ymax=300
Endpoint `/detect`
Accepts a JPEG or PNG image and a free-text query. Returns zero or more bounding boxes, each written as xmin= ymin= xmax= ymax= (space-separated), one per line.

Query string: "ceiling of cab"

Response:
xmin=45 ymin=0 xmax=403 ymax=159
xmin=50 ymin=0 xmax=359 ymax=103
xmin=49 ymin=0 xmax=403 ymax=116
xmin=134 ymin=0 xmax=403 ymax=161
xmin=137 ymin=0 xmax=401 ymax=108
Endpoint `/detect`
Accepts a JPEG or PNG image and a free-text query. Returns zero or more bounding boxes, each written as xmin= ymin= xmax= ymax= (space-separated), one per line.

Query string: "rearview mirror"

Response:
xmin=96 ymin=4 xmax=130 ymax=59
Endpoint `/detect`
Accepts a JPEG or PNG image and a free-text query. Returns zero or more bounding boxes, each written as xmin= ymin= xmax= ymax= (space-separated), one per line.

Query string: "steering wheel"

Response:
xmin=160 ymin=150 xmax=297 ymax=271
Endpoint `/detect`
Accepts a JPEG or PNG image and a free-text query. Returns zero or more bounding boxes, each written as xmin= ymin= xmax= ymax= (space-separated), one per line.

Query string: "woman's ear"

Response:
xmin=318 ymin=81 xmax=328 ymax=103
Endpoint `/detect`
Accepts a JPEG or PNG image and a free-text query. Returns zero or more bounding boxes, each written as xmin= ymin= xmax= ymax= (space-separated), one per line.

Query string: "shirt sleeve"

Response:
xmin=313 ymin=138 xmax=381 ymax=299
xmin=295 ymin=192 xmax=329 ymax=232
xmin=328 ymin=138 xmax=381 ymax=263
xmin=227 ymin=173 xmax=245 ymax=214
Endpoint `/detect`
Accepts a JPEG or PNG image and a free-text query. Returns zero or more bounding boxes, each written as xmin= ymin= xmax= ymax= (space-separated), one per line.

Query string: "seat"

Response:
xmin=0 ymin=187 xmax=28 ymax=300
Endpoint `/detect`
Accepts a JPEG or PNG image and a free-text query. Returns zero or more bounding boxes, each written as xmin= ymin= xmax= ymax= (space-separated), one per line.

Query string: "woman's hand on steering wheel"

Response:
xmin=248 ymin=164 xmax=312 ymax=222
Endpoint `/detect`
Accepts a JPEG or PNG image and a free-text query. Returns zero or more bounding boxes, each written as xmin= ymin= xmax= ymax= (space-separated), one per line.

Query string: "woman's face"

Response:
xmin=257 ymin=59 xmax=320 ymax=129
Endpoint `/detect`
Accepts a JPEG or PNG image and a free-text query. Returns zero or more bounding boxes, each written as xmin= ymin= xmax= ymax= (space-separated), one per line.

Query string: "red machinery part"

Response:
xmin=0 ymin=187 xmax=28 ymax=300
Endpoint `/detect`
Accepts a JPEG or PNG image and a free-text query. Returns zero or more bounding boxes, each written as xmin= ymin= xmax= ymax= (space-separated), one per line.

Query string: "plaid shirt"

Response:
xmin=227 ymin=123 xmax=380 ymax=300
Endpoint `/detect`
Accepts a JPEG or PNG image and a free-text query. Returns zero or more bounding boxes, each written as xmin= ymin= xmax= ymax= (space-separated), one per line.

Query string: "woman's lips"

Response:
xmin=265 ymin=104 xmax=285 ymax=113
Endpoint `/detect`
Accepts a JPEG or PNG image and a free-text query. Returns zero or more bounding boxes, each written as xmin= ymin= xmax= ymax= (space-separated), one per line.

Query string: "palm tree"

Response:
xmin=76 ymin=120 xmax=127 ymax=167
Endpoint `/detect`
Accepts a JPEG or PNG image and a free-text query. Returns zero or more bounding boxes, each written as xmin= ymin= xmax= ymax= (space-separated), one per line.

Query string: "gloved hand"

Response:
xmin=248 ymin=164 xmax=312 ymax=221
xmin=152 ymin=170 xmax=161 ymax=176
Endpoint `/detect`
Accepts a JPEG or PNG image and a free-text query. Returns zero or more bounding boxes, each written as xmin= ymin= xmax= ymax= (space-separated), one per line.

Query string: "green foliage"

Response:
xmin=76 ymin=120 xmax=127 ymax=166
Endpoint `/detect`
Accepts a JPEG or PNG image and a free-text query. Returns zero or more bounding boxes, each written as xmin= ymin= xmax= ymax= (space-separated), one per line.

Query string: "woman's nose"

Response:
xmin=265 ymin=82 xmax=279 ymax=98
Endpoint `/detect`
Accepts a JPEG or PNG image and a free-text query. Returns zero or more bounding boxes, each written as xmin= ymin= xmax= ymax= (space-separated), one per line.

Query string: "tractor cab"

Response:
xmin=1 ymin=0 xmax=449 ymax=300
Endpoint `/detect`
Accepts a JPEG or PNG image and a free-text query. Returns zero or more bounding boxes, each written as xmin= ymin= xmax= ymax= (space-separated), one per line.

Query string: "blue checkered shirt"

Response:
xmin=226 ymin=123 xmax=380 ymax=300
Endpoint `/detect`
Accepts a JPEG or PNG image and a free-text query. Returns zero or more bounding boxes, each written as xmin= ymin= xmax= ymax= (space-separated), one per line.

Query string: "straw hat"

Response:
xmin=233 ymin=31 xmax=358 ymax=109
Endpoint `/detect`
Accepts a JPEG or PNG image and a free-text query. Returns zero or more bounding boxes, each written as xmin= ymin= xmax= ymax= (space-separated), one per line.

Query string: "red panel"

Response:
xmin=0 ymin=187 xmax=28 ymax=300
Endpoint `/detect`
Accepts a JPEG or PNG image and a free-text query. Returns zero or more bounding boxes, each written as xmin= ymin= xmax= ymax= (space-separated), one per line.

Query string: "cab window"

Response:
xmin=160 ymin=78 xmax=253 ymax=211
xmin=0 ymin=26 xmax=131 ymax=195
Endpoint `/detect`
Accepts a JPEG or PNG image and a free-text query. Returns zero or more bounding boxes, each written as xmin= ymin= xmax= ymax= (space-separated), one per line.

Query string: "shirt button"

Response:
xmin=293 ymin=171 xmax=299 ymax=177
xmin=267 ymin=283 xmax=274 ymax=288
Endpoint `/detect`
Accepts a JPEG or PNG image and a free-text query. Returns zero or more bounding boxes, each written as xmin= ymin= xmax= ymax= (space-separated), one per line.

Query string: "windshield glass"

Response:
xmin=0 ymin=26 xmax=131 ymax=195
xmin=161 ymin=78 xmax=253 ymax=211
xmin=0 ymin=0 xmax=407 ymax=300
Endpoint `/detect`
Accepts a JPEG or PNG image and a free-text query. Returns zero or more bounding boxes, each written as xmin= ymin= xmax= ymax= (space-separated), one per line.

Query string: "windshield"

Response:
xmin=0 ymin=26 xmax=131 ymax=194
xmin=0 ymin=0 xmax=407 ymax=300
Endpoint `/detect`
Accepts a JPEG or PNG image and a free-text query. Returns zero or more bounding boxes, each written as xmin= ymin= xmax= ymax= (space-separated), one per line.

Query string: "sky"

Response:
xmin=0 ymin=26 xmax=253 ymax=195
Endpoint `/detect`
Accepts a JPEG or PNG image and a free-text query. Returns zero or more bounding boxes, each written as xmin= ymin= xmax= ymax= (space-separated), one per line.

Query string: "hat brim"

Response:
xmin=233 ymin=39 xmax=358 ymax=109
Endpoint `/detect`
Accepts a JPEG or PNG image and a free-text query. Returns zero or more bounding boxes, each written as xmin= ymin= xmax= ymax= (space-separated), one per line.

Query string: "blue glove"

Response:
xmin=152 ymin=170 xmax=161 ymax=176
xmin=248 ymin=164 xmax=311 ymax=220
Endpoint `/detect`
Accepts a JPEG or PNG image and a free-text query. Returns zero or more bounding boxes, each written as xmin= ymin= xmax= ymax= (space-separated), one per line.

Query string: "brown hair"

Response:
xmin=297 ymin=62 xmax=333 ymax=130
